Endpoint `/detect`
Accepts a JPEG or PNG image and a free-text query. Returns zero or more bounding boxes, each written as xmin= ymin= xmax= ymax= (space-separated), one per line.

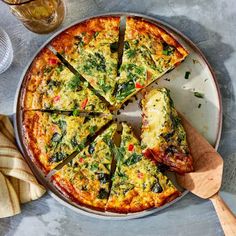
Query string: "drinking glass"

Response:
xmin=0 ymin=28 xmax=13 ymax=74
xmin=2 ymin=0 xmax=65 ymax=34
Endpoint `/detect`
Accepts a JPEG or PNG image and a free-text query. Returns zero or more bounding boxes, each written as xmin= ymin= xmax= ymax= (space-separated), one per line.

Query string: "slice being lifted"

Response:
xmin=23 ymin=111 xmax=112 ymax=174
xmin=23 ymin=48 xmax=109 ymax=113
xmin=114 ymin=17 xmax=188 ymax=106
xmin=141 ymin=88 xmax=194 ymax=173
xmin=106 ymin=122 xmax=180 ymax=213
xmin=50 ymin=17 xmax=120 ymax=105
xmin=52 ymin=123 xmax=117 ymax=211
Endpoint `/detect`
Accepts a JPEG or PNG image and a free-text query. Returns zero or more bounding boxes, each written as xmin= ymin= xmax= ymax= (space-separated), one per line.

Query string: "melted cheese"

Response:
xmin=141 ymin=88 xmax=171 ymax=149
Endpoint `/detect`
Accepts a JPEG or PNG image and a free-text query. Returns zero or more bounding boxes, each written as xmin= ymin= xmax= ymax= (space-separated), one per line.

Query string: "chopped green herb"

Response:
xmin=185 ymin=71 xmax=191 ymax=79
xmin=198 ymin=103 xmax=202 ymax=108
xmin=194 ymin=92 xmax=204 ymax=98
xmin=73 ymin=109 xmax=80 ymax=116
xmin=90 ymin=163 xmax=99 ymax=171
xmin=89 ymin=125 xmax=97 ymax=135
xmin=162 ymin=43 xmax=175 ymax=56
xmin=68 ymin=75 xmax=82 ymax=91
xmin=126 ymin=49 xmax=137 ymax=58
xmin=43 ymin=67 xmax=52 ymax=75
xmin=124 ymin=153 xmax=142 ymax=166
xmin=93 ymin=31 xmax=99 ymax=38
xmin=115 ymin=80 xmax=135 ymax=101
xmin=83 ymin=81 xmax=89 ymax=87
xmin=55 ymin=63 xmax=64 ymax=74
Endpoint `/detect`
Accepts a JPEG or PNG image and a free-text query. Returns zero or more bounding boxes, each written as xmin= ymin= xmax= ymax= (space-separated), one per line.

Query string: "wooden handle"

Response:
xmin=210 ymin=193 xmax=236 ymax=236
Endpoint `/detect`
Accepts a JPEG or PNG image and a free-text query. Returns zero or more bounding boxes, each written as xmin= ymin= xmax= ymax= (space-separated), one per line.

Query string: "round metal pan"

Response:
xmin=13 ymin=12 xmax=222 ymax=220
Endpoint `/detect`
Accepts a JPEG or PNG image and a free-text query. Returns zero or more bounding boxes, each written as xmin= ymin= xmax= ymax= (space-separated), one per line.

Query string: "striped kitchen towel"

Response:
xmin=0 ymin=115 xmax=46 ymax=218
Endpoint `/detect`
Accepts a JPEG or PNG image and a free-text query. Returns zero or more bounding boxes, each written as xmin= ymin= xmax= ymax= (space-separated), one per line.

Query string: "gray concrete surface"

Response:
xmin=0 ymin=0 xmax=236 ymax=235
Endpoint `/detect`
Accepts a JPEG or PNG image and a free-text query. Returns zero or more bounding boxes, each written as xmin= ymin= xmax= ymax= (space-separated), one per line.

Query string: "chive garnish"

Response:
xmin=185 ymin=71 xmax=191 ymax=79
xmin=194 ymin=92 xmax=204 ymax=98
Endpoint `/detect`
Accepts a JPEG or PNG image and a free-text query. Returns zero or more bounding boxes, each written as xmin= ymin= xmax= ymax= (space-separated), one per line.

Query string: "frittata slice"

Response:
xmin=23 ymin=111 xmax=112 ymax=174
xmin=114 ymin=17 xmax=188 ymax=106
xmin=50 ymin=17 xmax=120 ymax=105
xmin=23 ymin=48 xmax=110 ymax=113
xmin=106 ymin=122 xmax=180 ymax=213
xmin=52 ymin=123 xmax=117 ymax=211
xmin=141 ymin=88 xmax=193 ymax=173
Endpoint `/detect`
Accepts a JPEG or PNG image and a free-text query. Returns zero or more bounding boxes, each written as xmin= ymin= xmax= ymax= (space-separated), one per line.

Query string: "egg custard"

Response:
xmin=52 ymin=124 xmax=117 ymax=211
xmin=141 ymin=88 xmax=193 ymax=173
xmin=23 ymin=111 xmax=112 ymax=174
xmin=106 ymin=122 xmax=180 ymax=213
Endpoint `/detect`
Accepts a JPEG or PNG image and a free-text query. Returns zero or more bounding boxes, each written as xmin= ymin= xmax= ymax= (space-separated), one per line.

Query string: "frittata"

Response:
xmin=114 ymin=17 xmax=188 ymax=106
xmin=141 ymin=88 xmax=193 ymax=173
xmin=52 ymin=124 xmax=117 ymax=211
xmin=23 ymin=48 xmax=109 ymax=113
xmin=23 ymin=111 xmax=112 ymax=174
xmin=50 ymin=17 xmax=120 ymax=105
xmin=106 ymin=122 xmax=180 ymax=213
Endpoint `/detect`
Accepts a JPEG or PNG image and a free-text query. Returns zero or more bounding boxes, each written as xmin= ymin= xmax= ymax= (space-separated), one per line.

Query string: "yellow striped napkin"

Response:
xmin=0 ymin=115 xmax=46 ymax=218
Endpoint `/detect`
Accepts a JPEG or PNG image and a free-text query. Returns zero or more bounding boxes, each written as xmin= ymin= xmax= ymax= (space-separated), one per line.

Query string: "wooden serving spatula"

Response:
xmin=177 ymin=116 xmax=236 ymax=236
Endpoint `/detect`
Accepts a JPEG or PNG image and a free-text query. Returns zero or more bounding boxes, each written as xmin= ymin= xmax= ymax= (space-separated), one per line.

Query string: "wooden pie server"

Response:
xmin=177 ymin=116 xmax=236 ymax=236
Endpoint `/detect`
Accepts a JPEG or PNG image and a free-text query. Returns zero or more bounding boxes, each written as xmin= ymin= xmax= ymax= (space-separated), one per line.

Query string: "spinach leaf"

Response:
xmin=110 ymin=42 xmax=118 ymax=53
xmin=124 ymin=41 xmax=130 ymax=50
xmin=67 ymin=75 xmax=82 ymax=91
xmin=88 ymin=144 xmax=95 ymax=154
xmin=162 ymin=42 xmax=175 ymax=56
xmin=126 ymin=49 xmax=137 ymax=59
xmin=90 ymin=163 xmax=99 ymax=172
xmin=124 ymin=153 xmax=142 ymax=166
xmin=49 ymin=152 xmax=66 ymax=163
xmin=97 ymin=188 xmax=109 ymax=199
xmin=151 ymin=180 xmax=163 ymax=193
xmin=70 ymin=136 xmax=78 ymax=148
xmin=89 ymin=125 xmax=97 ymax=135
xmin=51 ymin=132 xmax=62 ymax=142
xmin=97 ymin=173 xmax=110 ymax=184
xmin=57 ymin=120 xmax=67 ymax=134
xmin=115 ymin=80 xmax=135 ymax=101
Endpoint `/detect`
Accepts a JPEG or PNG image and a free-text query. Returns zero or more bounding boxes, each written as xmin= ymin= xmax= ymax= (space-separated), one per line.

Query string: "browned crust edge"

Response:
xmin=143 ymin=148 xmax=194 ymax=174
xmin=22 ymin=111 xmax=51 ymax=175
xmin=105 ymin=191 xmax=181 ymax=213
xmin=51 ymin=176 xmax=106 ymax=212
xmin=127 ymin=16 xmax=189 ymax=60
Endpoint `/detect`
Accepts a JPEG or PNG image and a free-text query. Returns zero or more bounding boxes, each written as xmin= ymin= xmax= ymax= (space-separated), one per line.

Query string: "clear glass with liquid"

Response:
xmin=2 ymin=0 xmax=65 ymax=34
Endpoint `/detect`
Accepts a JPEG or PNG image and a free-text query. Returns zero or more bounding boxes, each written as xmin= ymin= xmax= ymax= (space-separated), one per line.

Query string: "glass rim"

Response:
xmin=1 ymin=0 xmax=35 ymax=5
